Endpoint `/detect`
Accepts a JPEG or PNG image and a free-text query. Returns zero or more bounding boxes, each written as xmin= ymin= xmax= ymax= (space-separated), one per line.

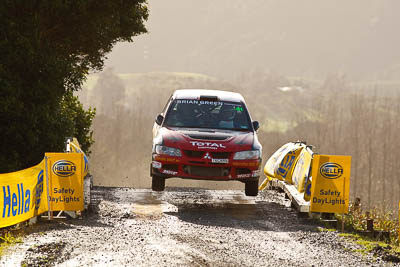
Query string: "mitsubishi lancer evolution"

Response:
xmin=151 ymin=89 xmax=262 ymax=196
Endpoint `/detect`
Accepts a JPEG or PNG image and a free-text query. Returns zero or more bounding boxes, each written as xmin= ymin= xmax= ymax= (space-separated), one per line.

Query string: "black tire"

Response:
xmin=245 ymin=179 xmax=259 ymax=196
xmin=152 ymin=175 xmax=165 ymax=191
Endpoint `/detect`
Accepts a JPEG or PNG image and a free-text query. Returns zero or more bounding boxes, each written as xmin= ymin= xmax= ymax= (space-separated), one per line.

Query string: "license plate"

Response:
xmin=212 ymin=158 xmax=229 ymax=164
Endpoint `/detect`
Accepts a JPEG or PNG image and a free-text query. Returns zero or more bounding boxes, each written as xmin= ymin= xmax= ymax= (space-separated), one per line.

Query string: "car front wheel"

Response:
xmin=152 ymin=175 xmax=165 ymax=191
xmin=245 ymin=178 xmax=259 ymax=196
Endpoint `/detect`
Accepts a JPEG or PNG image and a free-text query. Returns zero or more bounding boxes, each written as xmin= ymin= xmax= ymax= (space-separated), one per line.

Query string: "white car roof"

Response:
xmin=172 ymin=89 xmax=245 ymax=103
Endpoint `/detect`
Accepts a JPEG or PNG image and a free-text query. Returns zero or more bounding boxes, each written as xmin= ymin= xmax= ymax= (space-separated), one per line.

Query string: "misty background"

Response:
xmin=77 ymin=1 xmax=400 ymax=211
xmin=106 ymin=0 xmax=400 ymax=80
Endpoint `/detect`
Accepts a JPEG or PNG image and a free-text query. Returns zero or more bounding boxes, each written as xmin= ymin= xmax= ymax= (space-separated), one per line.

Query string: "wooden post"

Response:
xmin=367 ymin=219 xmax=374 ymax=232
xmin=342 ymin=177 xmax=345 ymax=232
xmin=354 ymin=197 xmax=361 ymax=212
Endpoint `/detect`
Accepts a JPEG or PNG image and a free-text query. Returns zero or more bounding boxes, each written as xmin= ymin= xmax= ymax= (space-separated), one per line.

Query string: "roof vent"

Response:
xmin=199 ymin=95 xmax=219 ymax=101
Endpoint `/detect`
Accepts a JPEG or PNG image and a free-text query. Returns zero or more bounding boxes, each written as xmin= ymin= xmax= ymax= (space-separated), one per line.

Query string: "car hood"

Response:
xmin=159 ymin=127 xmax=255 ymax=152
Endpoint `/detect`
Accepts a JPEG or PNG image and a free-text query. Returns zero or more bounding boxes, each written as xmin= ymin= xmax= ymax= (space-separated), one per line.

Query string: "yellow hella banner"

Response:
xmin=310 ymin=155 xmax=351 ymax=213
xmin=46 ymin=153 xmax=84 ymax=211
xmin=0 ymin=160 xmax=48 ymax=228
xmin=69 ymin=138 xmax=89 ymax=177
xmin=263 ymin=143 xmax=292 ymax=178
xmin=259 ymin=142 xmax=306 ymax=190
xmin=275 ymin=143 xmax=305 ymax=183
xmin=259 ymin=144 xmax=291 ymax=190
xmin=291 ymin=147 xmax=312 ymax=193
xmin=0 ymin=153 xmax=84 ymax=228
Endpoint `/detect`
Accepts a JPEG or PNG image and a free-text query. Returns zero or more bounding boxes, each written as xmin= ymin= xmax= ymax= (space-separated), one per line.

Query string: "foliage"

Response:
xmin=339 ymin=233 xmax=394 ymax=256
xmin=337 ymin=202 xmax=400 ymax=247
xmin=0 ymin=0 xmax=148 ymax=172
xmin=59 ymin=91 xmax=96 ymax=155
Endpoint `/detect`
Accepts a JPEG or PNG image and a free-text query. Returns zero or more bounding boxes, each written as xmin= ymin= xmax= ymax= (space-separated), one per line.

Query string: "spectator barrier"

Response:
xmin=0 ymin=138 xmax=88 ymax=228
xmin=259 ymin=142 xmax=351 ymax=215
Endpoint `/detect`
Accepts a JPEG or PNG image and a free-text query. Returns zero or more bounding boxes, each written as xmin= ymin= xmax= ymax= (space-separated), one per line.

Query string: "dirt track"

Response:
xmin=0 ymin=187 xmax=390 ymax=266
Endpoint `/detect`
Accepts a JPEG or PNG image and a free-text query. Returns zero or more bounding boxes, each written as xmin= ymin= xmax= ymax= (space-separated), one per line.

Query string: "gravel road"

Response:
xmin=0 ymin=186 xmax=395 ymax=266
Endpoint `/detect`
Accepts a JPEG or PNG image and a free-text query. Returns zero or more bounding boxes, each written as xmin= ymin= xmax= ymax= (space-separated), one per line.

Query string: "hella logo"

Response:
xmin=52 ymin=160 xmax=77 ymax=177
xmin=320 ymin=162 xmax=343 ymax=179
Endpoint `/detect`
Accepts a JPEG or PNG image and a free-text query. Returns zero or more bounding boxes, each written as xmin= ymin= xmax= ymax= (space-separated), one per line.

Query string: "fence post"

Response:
xmin=45 ymin=156 xmax=52 ymax=220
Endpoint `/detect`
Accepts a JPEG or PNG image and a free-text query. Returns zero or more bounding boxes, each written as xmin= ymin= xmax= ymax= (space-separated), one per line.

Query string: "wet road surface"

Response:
xmin=0 ymin=187 xmax=381 ymax=266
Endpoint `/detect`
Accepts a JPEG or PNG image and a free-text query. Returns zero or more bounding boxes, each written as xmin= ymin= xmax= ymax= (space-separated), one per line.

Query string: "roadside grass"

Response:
xmin=333 ymin=202 xmax=400 ymax=258
xmin=339 ymin=233 xmax=395 ymax=255
xmin=317 ymin=226 xmax=336 ymax=232
xmin=0 ymin=230 xmax=23 ymax=257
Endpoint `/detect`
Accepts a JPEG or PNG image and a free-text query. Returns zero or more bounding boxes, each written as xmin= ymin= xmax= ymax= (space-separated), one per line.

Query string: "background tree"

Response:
xmin=0 ymin=0 xmax=148 ymax=172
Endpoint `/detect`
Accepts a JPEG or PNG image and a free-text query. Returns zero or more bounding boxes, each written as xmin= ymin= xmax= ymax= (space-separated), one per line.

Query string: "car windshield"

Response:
xmin=164 ymin=99 xmax=252 ymax=131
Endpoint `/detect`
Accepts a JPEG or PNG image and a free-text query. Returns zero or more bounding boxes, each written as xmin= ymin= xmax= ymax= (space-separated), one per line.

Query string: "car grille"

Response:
xmin=211 ymin=152 xmax=230 ymax=159
xmin=236 ymin=168 xmax=251 ymax=174
xmin=184 ymin=150 xmax=204 ymax=158
xmin=184 ymin=150 xmax=231 ymax=159
xmin=163 ymin=164 xmax=178 ymax=171
xmin=183 ymin=166 xmax=230 ymax=177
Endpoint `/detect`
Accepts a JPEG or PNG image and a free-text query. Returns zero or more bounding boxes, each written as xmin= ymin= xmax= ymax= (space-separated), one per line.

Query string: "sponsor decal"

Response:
xmin=305 ymin=182 xmax=312 ymax=197
xmin=52 ymin=160 xmax=76 ymax=177
xmin=190 ymin=141 xmax=226 ymax=149
xmin=277 ymin=151 xmax=296 ymax=179
xmin=212 ymin=158 xmax=229 ymax=164
xmin=153 ymin=156 xmax=180 ymax=163
xmin=162 ymin=170 xmax=177 ymax=175
xmin=35 ymin=170 xmax=44 ymax=210
xmin=237 ymin=173 xmax=251 ymax=178
xmin=176 ymin=100 xmax=222 ymax=106
xmin=313 ymin=187 xmax=345 ymax=205
xmin=152 ymin=161 xmax=162 ymax=169
xmin=236 ymin=170 xmax=259 ymax=178
xmin=319 ymin=162 xmax=343 ymax=179
xmin=49 ymin=187 xmax=80 ymax=204
xmin=312 ymin=197 xmax=345 ymax=206
xmin=2 ymin=183 xmax=31 ymax=218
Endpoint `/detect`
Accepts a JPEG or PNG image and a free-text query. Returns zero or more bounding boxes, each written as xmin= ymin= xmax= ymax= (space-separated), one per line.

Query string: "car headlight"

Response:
xmin=233 ymin=150 xmax=260 ymax=160
xmin=155 ymin=145 xmax=182 ymax=157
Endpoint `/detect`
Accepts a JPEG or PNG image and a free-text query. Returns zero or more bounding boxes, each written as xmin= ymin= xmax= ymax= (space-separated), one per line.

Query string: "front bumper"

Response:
xmin=151 ymin=153 xmax=261 ymax=181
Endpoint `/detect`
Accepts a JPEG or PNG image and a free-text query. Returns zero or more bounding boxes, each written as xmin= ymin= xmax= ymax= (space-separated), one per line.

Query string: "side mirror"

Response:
xmin=252 ymin=121 xmax=260 ymax=131
xmin=155 ymin=114 xmax=164 ymax=125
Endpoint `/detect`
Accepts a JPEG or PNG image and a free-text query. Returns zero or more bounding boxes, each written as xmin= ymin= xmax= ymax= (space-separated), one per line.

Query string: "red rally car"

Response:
xmin=151 ymin=89 xmax=262 ymax=196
